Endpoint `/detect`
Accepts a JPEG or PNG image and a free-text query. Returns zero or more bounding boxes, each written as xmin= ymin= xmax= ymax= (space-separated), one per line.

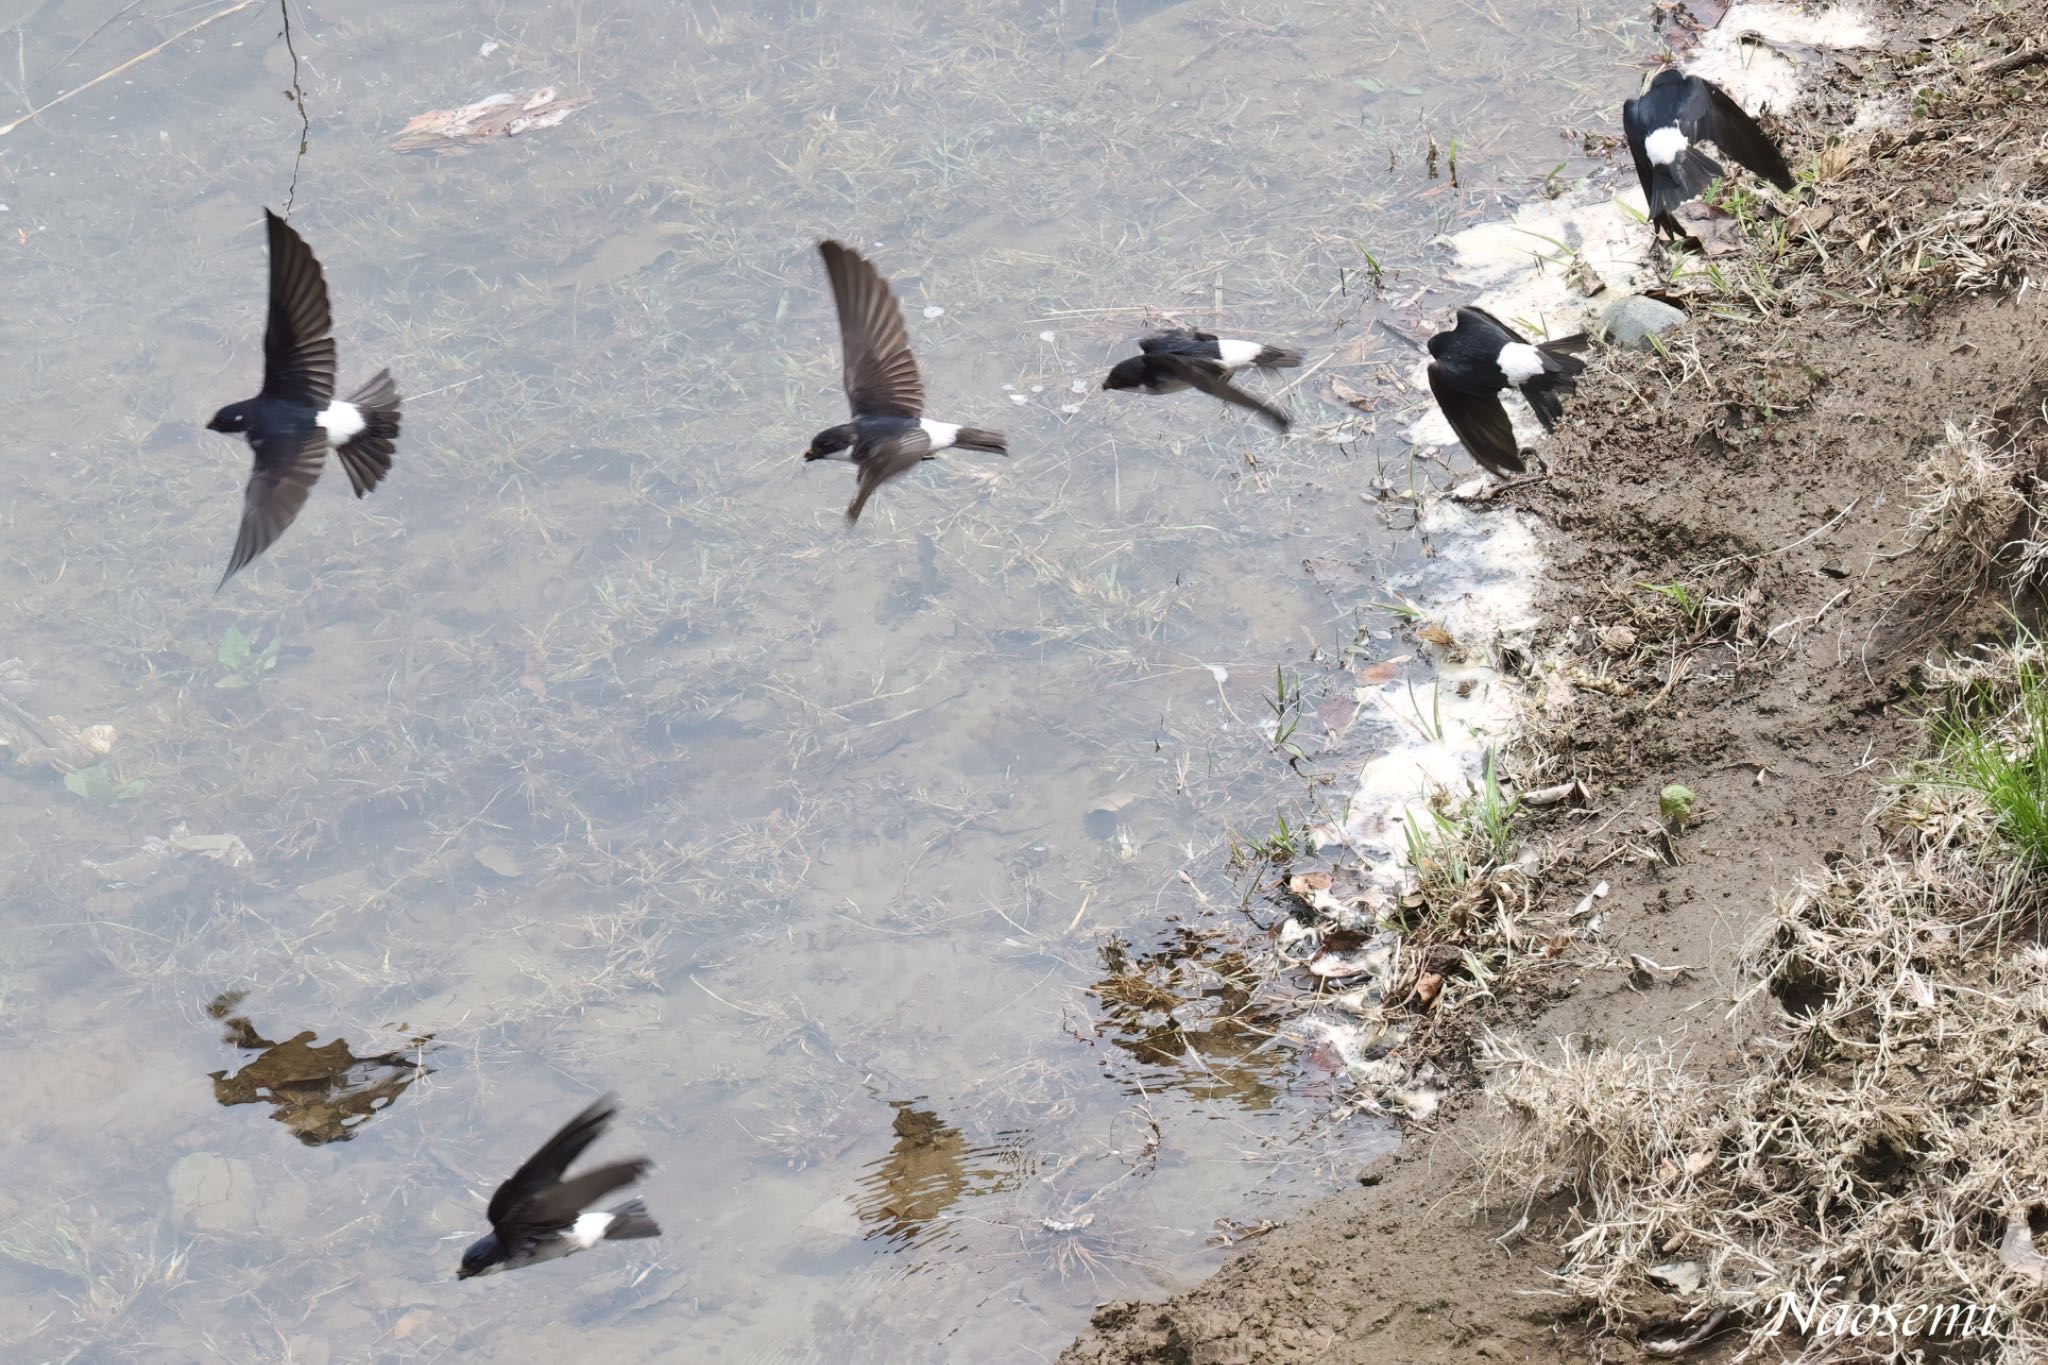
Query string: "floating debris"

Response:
xmin=393 ymin=88 xmax=590 ymax=154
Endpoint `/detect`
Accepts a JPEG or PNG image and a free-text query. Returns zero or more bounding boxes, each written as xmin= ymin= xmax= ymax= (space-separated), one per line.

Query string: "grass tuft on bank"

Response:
xmin=1479 ymin=630 xmax=2048 ymax=1362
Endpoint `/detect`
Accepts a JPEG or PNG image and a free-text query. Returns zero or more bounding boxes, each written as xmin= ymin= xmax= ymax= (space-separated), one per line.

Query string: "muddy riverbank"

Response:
xmin=1065 ymin=2 xmax=2048 ymax=1360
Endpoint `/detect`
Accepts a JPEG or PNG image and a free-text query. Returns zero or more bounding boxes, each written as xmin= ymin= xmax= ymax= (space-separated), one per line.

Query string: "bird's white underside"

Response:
xmin=316 ymin=401 xmax=366 ymax=443
xmin=1644 ymin=125 xmax=1689 ymax=167
xmin=1214 ymin=338 xmax=1262 ymax=370
xmin=565 ymin=1210 xmax=615 ymax=1251
xmin=918 ymin=418 xmax=961 ymax=450
xmin=1497 ymin=343 xmax=1546 ymax=386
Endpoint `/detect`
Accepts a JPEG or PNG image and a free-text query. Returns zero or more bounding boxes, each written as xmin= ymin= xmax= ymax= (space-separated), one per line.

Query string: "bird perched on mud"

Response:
xmin=1623 ymin=68 xmax=1795 ymax=238
xmin=1100 ymin=328 xmax=1298 ymax=432
xmin=458 ymin=1094 xmax=660 ymax=1280
xmin=207 ymin=209 xmax=401 ymax=588
xmin=804 ymin=239 xmax=1007 ymax=524
xmin=1425 ymin=307 xmax=1587 ymax=480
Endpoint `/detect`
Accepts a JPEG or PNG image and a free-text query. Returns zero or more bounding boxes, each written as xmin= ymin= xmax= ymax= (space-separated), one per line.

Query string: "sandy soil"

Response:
xmin=1062 ymin=2 xmax=2048 ymax=1360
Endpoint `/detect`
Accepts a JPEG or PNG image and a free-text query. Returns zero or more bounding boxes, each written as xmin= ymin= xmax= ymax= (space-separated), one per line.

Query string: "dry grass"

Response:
xmin=1882 ymin=131 xmax=2048 ymax=297
xmin=1480 ymin=634 xmax=2048 ymax=1363
xmin=1903 ymin=418 xmax=2028 ymax=572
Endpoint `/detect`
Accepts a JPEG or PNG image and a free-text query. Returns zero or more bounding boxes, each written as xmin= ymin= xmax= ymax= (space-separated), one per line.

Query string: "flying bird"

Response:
xmin=1101 ymin=328 xmax=1298 ymax=432
xmin=1425 ymin=307 xmax=1588 ymax=479
xmin=1623 ymin=68 xmax=1795 ymax=237
xmin=803 ymin=240 xmax=1007 ymax=524
xmin=457 ymin=1095 xmax=660 ymax=1280
xmin=207 ymin=209 xmax=401 ymax=588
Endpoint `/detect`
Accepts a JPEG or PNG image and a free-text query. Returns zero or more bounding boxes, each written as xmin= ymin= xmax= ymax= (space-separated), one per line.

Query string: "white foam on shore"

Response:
xmin=1329 ymin=499 xmax=1539 ymax=883
xmin=1693 ymin=4 xmax=1878 ymax=113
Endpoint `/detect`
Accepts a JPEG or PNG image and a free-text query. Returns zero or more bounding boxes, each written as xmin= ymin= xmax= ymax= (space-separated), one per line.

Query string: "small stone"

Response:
xmin=1598 ymin=294 xmax=1687 ymax=352
xmin=922 ymin=305 xmax=945 ymax=319
xmin=473 ymin=845 xmax=525 ymax=878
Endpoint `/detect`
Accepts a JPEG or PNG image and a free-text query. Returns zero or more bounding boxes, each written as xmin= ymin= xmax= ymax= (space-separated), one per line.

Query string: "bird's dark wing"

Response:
xmin=1458 ymin=306 xmax=1528 ymax=347
xmin=258 ymin=210 xmax=337 ymax=409
xmin=1149 ymin=354 xmax=1290 ymax=432
xmin=1621 ymin=94 xmax=1659 ymax=206
xmin=1694 ymin=80 xmax=1794 ymax=189
xmin=220 ymin=429 xmax=327 ymax=587
xmin=487 ymin=1096 xmax=618 ymax=1233
xmin=1137 ymin=328 xmax=1215 ymax=354
xmin=819 ymin=240 xmax=923 ymax=419
xmin=516 ymin=1159 xmax=651 ymax=1232
xmin=1428 ymin=363 xmax=1523 ymax=478
xmin=845 ymin=428 xmax=935 ymax=524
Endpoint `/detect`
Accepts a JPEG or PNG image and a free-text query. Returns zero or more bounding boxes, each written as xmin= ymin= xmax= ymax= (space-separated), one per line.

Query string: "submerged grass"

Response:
xmin=0 ymin=0 xmax=1663 ymax=1357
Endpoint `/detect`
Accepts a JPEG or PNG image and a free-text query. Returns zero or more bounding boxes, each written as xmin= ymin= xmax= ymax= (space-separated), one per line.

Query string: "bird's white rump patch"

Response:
xmin=316 ymin=401 xmax=366 ymax=443
xmin=1497 ymin=343 xmax=1546 ymax=386
xmin=1215 ymin=338 xmax=1263 ymax=370
xmin=1644 ymin=125 xmax=1689 ymax=167
xmin=567 ymin=1210 xmax=615 ymax=1251
xmin=919 ymin=418 xmax=962 ymax=450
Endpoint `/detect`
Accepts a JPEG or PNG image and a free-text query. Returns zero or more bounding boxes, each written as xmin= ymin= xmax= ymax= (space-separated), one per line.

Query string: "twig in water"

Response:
xmin=278 ymin=0 xmax=310 ymax=214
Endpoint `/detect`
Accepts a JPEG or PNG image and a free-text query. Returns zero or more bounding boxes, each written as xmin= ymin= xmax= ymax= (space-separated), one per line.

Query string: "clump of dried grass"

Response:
xmin=1904 ymin=419 xmax=2025 ymax=570
xmin=1885 ymin=134 xmax=2048 ymax=297
xmin=1480 ymin=635 xmax=2048 ymax=1362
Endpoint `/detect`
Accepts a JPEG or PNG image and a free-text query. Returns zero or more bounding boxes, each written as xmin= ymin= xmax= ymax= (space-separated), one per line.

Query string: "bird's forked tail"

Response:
xmin=334 ymin=369 xmax=403 ymax=498
xmin=1521 ymin=335 xmax=1589 ymax=432
xmin=605 ymin=1198 xmax=662 ymax=1241
xmin=954 ymin=427 xmax=1008 ymax=455
xmin=1647 ymin=145 xmax=1724 ymax=220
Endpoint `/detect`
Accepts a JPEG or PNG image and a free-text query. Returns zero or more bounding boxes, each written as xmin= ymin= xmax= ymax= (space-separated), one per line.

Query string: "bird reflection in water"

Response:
xmin=206 ymin=991 xmax=433 ymax=1145
xmin=854 ymin=1099 xmax=1026 ymax=1251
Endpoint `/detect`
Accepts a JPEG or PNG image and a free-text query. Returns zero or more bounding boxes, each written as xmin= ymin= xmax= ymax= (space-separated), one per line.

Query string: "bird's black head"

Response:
xmin=803 ymin=424 xmax=853 ymax=461
xmin=207 ymin=402 xmax=253 ymax=436
xmin=456 ymin=1232 xmax=502 ymax=1281
xmin=1101 ymin=357 xmax=1148 ymax=391
xmin=1425 ymin=329 xmax=1453 ymax=360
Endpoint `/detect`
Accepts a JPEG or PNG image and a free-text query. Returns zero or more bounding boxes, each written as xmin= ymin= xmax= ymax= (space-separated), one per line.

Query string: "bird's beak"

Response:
xmin=800 ymin=448 xmax=819 ymax=462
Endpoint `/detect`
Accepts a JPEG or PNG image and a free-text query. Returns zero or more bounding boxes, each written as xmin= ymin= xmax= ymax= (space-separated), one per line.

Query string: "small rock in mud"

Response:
xmin=1599 ymin=295 xmax=1687 ymax=352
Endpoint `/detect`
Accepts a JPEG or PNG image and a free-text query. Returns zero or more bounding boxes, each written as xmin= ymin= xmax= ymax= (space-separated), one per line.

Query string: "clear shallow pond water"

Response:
xmin=0 ymin=1 xmax=1643 ymax=1360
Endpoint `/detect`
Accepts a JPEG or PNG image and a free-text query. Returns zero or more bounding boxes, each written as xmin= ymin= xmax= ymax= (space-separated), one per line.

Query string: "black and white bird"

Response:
xmin=457 ymin=1095 xmax=660 ymax=1280
xmin=207 ymin=209 xmax=401 ymax=588
xmin=1623 ymin=68 xmax=1795 ymax=237
xmin=803 ymin=240 xmax=1007 ymax=524
xmin=1425 ymin=307 xmax=1588 ymax=479
xmin=1100 ymin=329 xmax=1299 ymax=432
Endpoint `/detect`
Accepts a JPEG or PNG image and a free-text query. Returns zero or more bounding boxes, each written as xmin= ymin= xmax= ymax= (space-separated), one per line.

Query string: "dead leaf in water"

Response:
xmin=1415 ymin=620 xmax=1458 ymax=652
xmin=393 ymin=87 xmax=590 ymax=154
xmin=1354 ymin=658 xmax=1405 ymax=686
xmin=1326 ymin=375 xmax=1377 ymax=411
xmin=1286 ymin=871 xmax=1333 ymax=898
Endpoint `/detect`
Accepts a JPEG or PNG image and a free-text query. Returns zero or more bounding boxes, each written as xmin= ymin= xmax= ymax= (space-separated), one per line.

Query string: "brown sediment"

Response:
xmin=1063 ymin=1 xmax=2048 ymax=1360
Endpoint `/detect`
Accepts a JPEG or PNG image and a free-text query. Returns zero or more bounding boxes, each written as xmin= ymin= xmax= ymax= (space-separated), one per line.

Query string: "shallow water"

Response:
xmin=0 ymin=1 xmax=1645 ymax=1360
